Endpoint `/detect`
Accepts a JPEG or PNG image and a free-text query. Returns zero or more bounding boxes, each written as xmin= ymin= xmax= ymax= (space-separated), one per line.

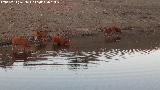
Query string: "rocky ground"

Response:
xmin=0 ymin=0 xmax=160 ymax=35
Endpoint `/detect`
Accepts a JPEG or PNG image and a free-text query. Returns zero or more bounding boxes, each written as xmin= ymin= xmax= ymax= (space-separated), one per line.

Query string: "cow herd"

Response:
xmin=1 ymin=26 xmax=122 ymax=51
xmin=11 ymin=30 xmax=71 ymax=50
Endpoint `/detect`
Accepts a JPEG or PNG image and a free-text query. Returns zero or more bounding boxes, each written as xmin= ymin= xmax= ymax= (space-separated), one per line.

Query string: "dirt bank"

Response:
xmin=0 ymin=0 xmax=160 ymax=35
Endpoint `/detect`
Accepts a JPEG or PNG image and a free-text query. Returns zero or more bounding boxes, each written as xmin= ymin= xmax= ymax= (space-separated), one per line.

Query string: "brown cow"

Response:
xmin=32 ymin=30 xmax=48 ymax=41
xmin=102 ymin=26 xmax=122 ymax=42
xmin=52 ymin=34 xmax=71 ymax=47
xmin=12 ymin=36 xmax=30 ymax=49
xmin=103 ymin=26 xmax=121 ymax=35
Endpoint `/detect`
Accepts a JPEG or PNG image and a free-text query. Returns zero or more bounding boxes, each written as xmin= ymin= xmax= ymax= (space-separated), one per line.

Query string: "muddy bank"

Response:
xmin=0 ymin=30 xmax=160 ymax=51
xmin=68 ymin=30 xmax=160 ymax=51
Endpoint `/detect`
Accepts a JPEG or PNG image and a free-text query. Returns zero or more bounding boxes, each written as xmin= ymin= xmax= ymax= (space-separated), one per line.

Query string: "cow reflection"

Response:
xmin=12 ymin=43 xmax=47 ymax=59
xmin=12 ymin=51 xmax=32 ymax=61
xmin=67 ymin=57 xmax=89 ymax=70
xmin=0 ymin=52 xmax=13 ymax=67
xmin=68 ymin=64 xmax=88 ymax=70
xmin=0 ymin=60 xmax=14 ymax=68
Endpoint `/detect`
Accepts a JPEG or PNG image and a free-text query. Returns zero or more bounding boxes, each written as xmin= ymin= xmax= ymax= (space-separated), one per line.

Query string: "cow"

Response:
xmin=32 ymin=30 xmax=49 ymax=42
xmin=52 ymin=34 xmax=71 ymax=47
xmin=12 ymin=36 xmax=30 ymax=49
xmin=102 ymin=26 xmax=122 ymax=42
xmin=103 ymin=26 xmax=122 ymax=35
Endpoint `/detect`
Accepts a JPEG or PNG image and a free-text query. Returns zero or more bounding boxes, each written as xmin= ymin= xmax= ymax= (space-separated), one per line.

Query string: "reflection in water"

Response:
xmin=0 ymin=45 xmax=157 ymax=70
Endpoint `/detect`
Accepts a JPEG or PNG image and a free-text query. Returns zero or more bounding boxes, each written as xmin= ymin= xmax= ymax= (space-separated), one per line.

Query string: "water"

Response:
xmin=0 ymin=32 xmax=160 ymax=90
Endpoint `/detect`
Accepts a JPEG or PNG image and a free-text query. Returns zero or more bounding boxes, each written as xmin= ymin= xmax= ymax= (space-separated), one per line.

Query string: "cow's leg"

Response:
xmin=12 ymin=44 xmax=16 ymax=50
